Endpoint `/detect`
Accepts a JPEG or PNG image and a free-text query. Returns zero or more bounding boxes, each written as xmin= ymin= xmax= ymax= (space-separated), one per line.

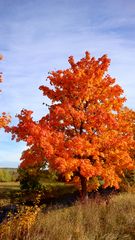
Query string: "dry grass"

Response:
xmin=0 ymin=192 xmax=135 ymax=240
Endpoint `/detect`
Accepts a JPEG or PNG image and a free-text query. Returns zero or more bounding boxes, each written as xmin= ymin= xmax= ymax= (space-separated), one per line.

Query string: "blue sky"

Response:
xmin=0 ymin=0 xmax=135 ymax=168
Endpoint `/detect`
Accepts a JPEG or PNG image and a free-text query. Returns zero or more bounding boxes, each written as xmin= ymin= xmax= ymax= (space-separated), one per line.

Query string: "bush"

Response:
xmin=120 ymin=170 xmax=135 ymax=192
xmin=18 ymin=168 xmax=42 ymax=191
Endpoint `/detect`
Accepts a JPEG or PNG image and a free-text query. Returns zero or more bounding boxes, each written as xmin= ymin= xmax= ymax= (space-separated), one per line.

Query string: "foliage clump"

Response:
xmin=18 ymin=167 xmax=42 ymax=191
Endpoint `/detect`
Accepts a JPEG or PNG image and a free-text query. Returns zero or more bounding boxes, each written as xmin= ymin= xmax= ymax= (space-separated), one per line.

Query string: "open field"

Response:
xmin=0 ymin=180 xmax=77 ymax=207
xmin=0 ymin=181 xmax=20 ymax=190
xmin=0 ymin=182 xmax=20 ymax=206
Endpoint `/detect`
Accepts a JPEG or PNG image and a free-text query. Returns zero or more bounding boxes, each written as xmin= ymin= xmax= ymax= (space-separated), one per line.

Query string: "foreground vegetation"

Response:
xmin=0 ymin=192 xmax=135 ymax=240
xmin=0 ymin=168 xmax=135 ymax=239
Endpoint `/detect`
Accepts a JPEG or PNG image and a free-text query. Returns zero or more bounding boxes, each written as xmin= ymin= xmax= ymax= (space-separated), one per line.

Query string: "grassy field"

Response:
xmin=0 ymin=181 xmax=20 ymax=190
xmin=0 ymin=169 xmax=135 ymax=239
xmin=0 ymin=192 xmax=135 ymax=240
xmin=0 ymin=180 xmax=77 ymax=207
xmin=0 ymin=182 xmax=20 ymax=206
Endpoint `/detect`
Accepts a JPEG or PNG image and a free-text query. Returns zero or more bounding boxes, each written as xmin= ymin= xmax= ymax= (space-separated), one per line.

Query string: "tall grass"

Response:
xmin=0 ymin=192 xmax=135 ymax=240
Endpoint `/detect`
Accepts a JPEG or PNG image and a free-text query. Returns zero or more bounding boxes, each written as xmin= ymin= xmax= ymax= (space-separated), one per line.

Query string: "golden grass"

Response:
xmin=0 ymin=192 xmax=135 ymax=240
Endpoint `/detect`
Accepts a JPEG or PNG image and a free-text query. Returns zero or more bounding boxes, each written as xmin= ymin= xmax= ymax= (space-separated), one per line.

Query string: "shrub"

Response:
xmin=120 ymin=170 xmax=135 ymax=192
xmin=18 ymin=168 xmax=41 ymax=191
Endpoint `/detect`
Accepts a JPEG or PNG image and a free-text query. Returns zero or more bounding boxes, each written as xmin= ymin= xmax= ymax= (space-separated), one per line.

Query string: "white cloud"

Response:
xmin=0 ymin=0 xmax=135 ymax=167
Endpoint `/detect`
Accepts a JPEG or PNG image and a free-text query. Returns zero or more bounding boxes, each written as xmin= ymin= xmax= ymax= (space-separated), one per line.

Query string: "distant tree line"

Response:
xmin=0 ymin=168 xmax=18 ymax=182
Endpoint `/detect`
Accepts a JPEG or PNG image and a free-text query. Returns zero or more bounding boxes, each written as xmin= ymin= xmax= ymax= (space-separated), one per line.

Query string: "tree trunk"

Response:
xmin=80 ymin=175 xmax=88 ymax=200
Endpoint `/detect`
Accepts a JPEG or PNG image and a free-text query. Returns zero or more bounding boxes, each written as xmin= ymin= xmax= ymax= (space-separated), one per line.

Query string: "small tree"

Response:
xmin=17 ymin=167 xmax=41 ymax=190
xmin=17 ymin=147 xmax=47 ymax=190
xmin=7 ymin=52 xmax=134 ymax=198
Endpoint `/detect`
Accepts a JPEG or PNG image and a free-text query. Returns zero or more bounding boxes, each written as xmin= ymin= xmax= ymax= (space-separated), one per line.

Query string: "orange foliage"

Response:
xmin=123 ymin=108 xmax=135 ymax=160
xmin=7 ymin=52 xmax=135 ymax=194
xmin=0 ymin=112 xmax=11 ymax=128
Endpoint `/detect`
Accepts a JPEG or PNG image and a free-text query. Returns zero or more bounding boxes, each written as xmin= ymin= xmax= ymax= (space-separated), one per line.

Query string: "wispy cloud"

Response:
xmin=0 ymin=0 xmax=135 ymax=167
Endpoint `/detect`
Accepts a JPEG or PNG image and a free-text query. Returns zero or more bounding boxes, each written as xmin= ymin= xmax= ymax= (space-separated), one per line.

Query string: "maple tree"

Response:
xmin=0 ymin=54 xmax=11 ymax=128
xmin=7 ymin=52 xmax=135 ymax=198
